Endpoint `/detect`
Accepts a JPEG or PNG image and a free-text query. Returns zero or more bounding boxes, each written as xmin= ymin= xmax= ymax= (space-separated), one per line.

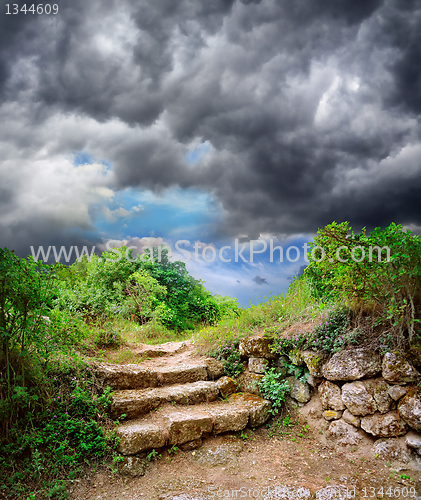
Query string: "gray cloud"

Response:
xmin=1 ymin=0 xmax=421 ymax=258
xmin=253 ymin=275 xmax=267 ymax=285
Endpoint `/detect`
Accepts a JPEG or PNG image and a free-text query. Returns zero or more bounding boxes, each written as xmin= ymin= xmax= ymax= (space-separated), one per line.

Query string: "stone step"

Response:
xmin=111 ymin=381 xmax=220 ymax=420
xmin=116 ymin=393 xmax=272 ymax=455
xmin=130 ymin=340 xmax=189 ymax=359
xmin=92 ymin=361 xmax=208 ymax=390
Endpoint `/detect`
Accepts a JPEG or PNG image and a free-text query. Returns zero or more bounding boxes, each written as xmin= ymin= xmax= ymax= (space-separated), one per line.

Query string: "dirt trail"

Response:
xmin=72 ymin=341 xmax=421 ymax=500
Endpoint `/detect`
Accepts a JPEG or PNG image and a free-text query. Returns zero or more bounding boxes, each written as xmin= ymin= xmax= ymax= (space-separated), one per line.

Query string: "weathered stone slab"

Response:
xmin=132 ymin=341 xmax=188 ymax=358
xmin=286 ymin=376 xmax=311 ymax=403
xmin=248 ymin=357 xmax=269 ymax=373
xmin=193 ymin=439 xmax=244 ymax=468
xmin=328 ymin=419 xmax=363 ymax=446
xmin=361 ymin=411 xmax=408 ymax=437
xmin=204 ymin=358 xmax=225 ymax=380
xmin=322 ymin=348 xmax=381 ymax=381
xmin=163 ymin=409 xmax=213 ymax=445
xmin=157 ymin=364 xmax=208 ymax=385
xmin=237 ymin=371 xmax=264 ymax=396
xmin=382 ymin=352 xmax=419 ymax=384
xmin=342 ymin=409 xmax=361 ymax=427
xmin=92 ymin=362 xmax=158 ymax=390
xmin=111 ymin=381 xmax=219 ymax=419
xmin=117 ymin=421 xmax=166 ymax=455
xmin=229 ymin=393 xmax=272 ymax=427
xmin=239 ymin=336 xmax=276 ymax=359
xmin=318 ymin=380 xmax=345 ymax=411
xmin=205 ymin=403 xmax=249 ymax=433
xmin=341 ymin=381 xmax=377 ymax=416
xmin=217 ymin=376 xmax=238 ymax=398
xmin=398 ymin=392 xmax=421 ymax=431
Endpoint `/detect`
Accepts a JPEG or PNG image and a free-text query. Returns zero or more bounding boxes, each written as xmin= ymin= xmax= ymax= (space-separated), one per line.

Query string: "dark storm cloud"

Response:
xmin=253 ymin=276 xmax=267 ymax=285
xmin=1 ymin=0 xmax=421 ymax=254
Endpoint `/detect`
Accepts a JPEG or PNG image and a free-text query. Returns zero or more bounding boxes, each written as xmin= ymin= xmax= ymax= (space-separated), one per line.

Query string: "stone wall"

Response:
xmin=236 ymin=335 xmax=421 ymax=466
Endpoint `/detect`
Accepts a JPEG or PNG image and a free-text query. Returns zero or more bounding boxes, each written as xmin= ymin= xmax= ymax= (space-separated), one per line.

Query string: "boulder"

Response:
xmin=361 ymin=411 xmax=408 ymax=437
xmin=388 ymin=385 xmax=407 ymax=401
xmin=398 ymin=391 xmax=421 ymax=432
xmin=217 ymin=376 xmax=238 ymax=399
xmin=323 ymin=410 xmax=343 ymax=421
xmin=341 ymin=381 xmax=377 ymax=416
xmin=328 ymin=419 xmax=363 ymax=446
xmin=405 ymin=431 xmax=421 ymax=454
xmin=373 ymin=438 xmax=410 ymax=463
xmin=302 ymin=350 xmax=327 ymax=377
xmin=382 ymin=352 xmax=419 ymax=384
xmin=239 ymin=336 xmax=276 ymax=359
xmin=342 ymin=409 xmax=361 ymax=428
xmin=322 ymin=348 xmax=381 ymax=381
xmin=237 ymin=372 xmax=264 ymax=397
xmin=205 ymin=358 xmax=225 ymax=379
xmin=286 ymin=376 xmax=311 ymax=403
xmin=364 ymin=378 xmax=393 ymax=414
xmin=248 ymin=357 xmax=269 ymax=374
xmin=318 ymin=380 xmax=345 ymax=411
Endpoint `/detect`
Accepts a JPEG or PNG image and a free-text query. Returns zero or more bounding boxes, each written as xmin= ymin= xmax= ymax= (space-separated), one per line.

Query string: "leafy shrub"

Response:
xmin=304 ymin=222 xmax=421 ymax=348
xmin=259 ymin=368 xmax=290 ymax=415
xmin=0 ymin=357 xmax=117 ymax=499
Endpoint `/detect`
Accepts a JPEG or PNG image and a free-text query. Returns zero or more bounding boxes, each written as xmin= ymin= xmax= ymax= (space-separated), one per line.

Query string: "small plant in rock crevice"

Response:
xmin=258 ymin=368 xmax=290 ymax=415
xmin=207 ymin=338 xmax=245 ymax=378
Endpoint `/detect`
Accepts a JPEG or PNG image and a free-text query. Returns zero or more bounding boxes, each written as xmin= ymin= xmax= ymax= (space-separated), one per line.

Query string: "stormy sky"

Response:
xmin=1 ymin=0 xmax=420 ymax=304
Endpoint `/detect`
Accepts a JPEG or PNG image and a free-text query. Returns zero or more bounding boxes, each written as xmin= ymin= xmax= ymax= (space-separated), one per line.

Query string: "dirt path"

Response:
xmin=73 ymin=341 xmax=421 ymax=500
xmin=69 ymin=408 xmax=421 ymax=500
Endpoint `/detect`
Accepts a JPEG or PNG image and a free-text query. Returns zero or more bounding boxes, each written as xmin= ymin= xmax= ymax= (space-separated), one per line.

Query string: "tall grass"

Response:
xmin=194 ymin=275 xmax=329 ymax=353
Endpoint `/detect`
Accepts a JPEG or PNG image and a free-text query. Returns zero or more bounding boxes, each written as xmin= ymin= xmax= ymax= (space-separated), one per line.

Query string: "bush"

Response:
xmin=304 ymin=222 xmax=421 ymax=349
xmin=259 ymin=368 xmax=290 ymax=415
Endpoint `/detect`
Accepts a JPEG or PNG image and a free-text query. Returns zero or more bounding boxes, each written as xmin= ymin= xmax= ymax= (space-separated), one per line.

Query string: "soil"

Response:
xmin=70 ymin=342 xmax=421 ymax=500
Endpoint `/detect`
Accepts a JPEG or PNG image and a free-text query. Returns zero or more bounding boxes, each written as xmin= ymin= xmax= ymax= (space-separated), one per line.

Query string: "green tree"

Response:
xmin=0 ymin=248 xmax=56 ymax=397
xmin=305 ymin=222 xmax=421 ymax=347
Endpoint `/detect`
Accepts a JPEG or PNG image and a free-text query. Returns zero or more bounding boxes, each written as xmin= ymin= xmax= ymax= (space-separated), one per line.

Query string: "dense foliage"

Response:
xmin=304 ymin=222 xmax=421 ymax=349
xmin=55 ymin=246 xmax=238 ymax=331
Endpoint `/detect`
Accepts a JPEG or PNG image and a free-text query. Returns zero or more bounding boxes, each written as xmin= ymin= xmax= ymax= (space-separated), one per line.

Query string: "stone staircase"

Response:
xmin=91 ymin=341 xmax=272 ymax=456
